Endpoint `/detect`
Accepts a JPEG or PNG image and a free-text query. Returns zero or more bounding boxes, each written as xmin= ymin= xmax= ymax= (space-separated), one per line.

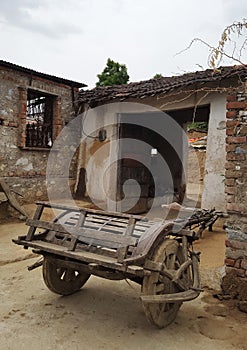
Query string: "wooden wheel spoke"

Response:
xmin=159 ymin=302 xmax=168 ymax=313
xmin=155 ymin=283 xmax=165 ymax=293
xmin=142 ymin=240 xmax=183 ymax=328
xmin=63 ymin=268 xmax=75 ymax=282
xmin=166 ymin=254 xmax=176 ymax=269
xmin=56 ymin=267 xmax=65 ymax=278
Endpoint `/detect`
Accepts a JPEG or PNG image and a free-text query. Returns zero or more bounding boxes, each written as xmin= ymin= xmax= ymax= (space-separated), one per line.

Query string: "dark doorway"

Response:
xmin=117 ymin=112 xmax=184 ymax=213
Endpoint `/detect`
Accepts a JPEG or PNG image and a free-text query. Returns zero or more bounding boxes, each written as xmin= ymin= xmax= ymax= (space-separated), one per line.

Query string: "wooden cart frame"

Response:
xmin=13 ymin=201 xmax=220 ymax=328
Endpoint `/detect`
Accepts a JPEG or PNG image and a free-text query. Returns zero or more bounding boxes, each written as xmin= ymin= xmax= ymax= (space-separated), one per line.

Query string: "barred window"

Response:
xmin=25 ymin=90 xmax=54 ymax=148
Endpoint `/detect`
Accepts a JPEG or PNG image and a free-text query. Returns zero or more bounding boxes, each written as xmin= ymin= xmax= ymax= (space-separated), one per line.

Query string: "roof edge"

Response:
xmin=0 ymin=59 xmax=86 ymax=88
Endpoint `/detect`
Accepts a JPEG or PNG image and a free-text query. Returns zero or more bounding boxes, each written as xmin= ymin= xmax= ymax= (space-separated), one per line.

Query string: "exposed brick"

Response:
xmin=227 ymin=203 xmax=245 ymax=213
xmin=226 ymin=194 xmax=235 ymax=203
xmin=239 ymin=125 xmax=247 ymax=135
xmin=225 ymin=178 xmax=235 ymax=186
xmin=241 ymin=260 xmax=247 ymax=270
xmin=235 ymin=259 xmax=242 ymax=269
xmin=226 ymin=136 xmax=247 ymax=144
xmin=225 ymin=239 xmax=247 ymax=250
xmin=225 ymin=186 xmax=236 ymax=195
xmin=226 ymin=152 xmax=246 ymax=161
xmin=236 ymin=269 xmax=246 ymax=278
xmin=227 ymin=95 xmax=237 ymax=102
xmin=225 ymin=162 xmax=235 ymax=170
xmin=226 ymin=111 xmax=237 ymax=118
xmin=227 ymin=102 xmax=247 ymax=110
xmin=225 ymin=267 xmax=247 ymax=279
xmin=226 ymin=128 xmax=235 ymax=136
xmin=226 ymin=143 xmax=237 ymax=152
xmin=225 ymin=258 xmax=236 ymax=267
xmin=225 ymin=170 xmax=243 ymax=178
xmin=226 ymin=120 xmax=240 ymax=128
xmin=15 ymin=171 xmax=23 ymax=177
xmin=28 ymin=171 xmax=36 ymax=177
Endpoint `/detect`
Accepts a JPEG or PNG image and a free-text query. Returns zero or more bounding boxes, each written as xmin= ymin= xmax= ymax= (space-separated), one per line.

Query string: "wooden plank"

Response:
xmin=68 ymin=211 xmax=86 ymax=251
xmin=141 ymin=289 xmax=200 ymax=303
xmin=117 ymin=217 xmax=136 ymax=262
xmin=26 ymin=204 xmax=44 ymax=241
xmin=85 ymin=216 xmax=152 ymax=232
xmin=35 ymin=201 xmax=147 ymax=221
xmin=83 ymin=221 xmax=126 ymax=234
xmin=26 ymin=240 xmax=121 ymax=268
xmin=60 ymin=217 xmax=147 ymax=237
xmin=56 ymin=211 xmax=150 ymax=233
xmin=26 ymin=219 xmax=138 ymax=246
xmin=144 ymin=259 xmax=163 ymax=272
xmin=123 ymin=223 xmax=173 ymax=265
xmin=86 ymin=215 xmax=129 ymax=226
xmin=16 ymin=239 xmax=144 ymax=276
xmin=85 ymin=216 xmax=152 ymax=233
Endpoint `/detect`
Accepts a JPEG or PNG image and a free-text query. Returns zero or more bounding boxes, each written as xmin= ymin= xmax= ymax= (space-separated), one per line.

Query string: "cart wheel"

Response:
xmin=142 ymin=239 xmax=185 ymax=328
xmin=42 ymin=257 xmax=90 ymax=296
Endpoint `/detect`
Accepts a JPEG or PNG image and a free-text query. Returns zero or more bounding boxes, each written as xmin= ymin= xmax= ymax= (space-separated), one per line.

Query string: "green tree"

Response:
xmin=96 ymin=58 xmax=129 ymax=86
xmin=153 ymin=73 xmax=163 ymax=79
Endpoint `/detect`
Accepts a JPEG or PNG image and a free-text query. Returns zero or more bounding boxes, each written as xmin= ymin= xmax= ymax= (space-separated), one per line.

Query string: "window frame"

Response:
xmin=18 ymin=87 xmax=62 ymax=150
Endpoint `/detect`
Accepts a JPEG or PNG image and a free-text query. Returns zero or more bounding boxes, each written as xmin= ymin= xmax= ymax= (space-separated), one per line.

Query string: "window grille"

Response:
xmin=25 ymin=90 xmax=53 ymax=148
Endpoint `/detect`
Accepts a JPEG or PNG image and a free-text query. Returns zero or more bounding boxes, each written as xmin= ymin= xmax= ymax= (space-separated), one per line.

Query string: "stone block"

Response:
xmin=226 ymin=247 xmax=247 ymax=260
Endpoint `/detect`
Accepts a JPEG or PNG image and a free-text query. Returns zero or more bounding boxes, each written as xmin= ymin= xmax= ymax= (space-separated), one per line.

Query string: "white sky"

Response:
xmin=0 ymin=0 xmax=246 ymax=88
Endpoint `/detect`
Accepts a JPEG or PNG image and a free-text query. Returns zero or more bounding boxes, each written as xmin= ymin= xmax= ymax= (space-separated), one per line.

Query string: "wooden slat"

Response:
xmin=16 ymin=239 xmax=145 ymax=276
xmin=62 ymin=218 xmax=146 ymax=237
xmin=56 ymin=211 xmax=151 ymax=234
xmin=68 ymin=211 xmax=86 ymax=251
xmin=86 ymin=215 xmax=129 ymax=226
xmin=141 ymin=290 xmax=200 ymax=303
xmin=83 ymin=221 xmax=126 ymax=234
xmin=85 ymin=216 xmax=152 ymax=232
xmin=26 ymin=219 xmax=138 ymax=247
xmin=35 ymin=201 xmax=147 ymax=221
xmin=117 ymin=217 xmax=136 ymax=262
xmin=26 ymin=204 xmax=44 ymax=241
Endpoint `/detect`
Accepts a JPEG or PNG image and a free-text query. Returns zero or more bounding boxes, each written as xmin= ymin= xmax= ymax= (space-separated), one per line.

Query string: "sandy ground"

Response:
xmin=1 ymin=215 xmax=247 ymax=350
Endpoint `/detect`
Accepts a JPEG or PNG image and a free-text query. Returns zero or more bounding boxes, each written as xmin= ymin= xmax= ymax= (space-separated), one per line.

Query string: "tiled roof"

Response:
xmin=79 ymin=65 xmax=247 ymax=106
xmin=0 ymin=60 xmax=86 ymax=88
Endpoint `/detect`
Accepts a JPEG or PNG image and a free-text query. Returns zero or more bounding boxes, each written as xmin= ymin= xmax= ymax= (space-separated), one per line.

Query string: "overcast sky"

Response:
xmin=0 ymin=0 xmax=246 ymax=88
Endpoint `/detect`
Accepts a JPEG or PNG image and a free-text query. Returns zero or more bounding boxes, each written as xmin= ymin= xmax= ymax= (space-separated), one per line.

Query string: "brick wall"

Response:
xmin=223 ymin=85 xmax=247 ymax=308
xmin=0 ymin=66 xmax=79 ymax=204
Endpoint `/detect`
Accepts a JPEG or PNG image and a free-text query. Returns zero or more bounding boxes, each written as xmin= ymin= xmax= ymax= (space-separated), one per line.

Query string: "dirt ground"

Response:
xmin=1 ymin=212 xmax=247 ymax=350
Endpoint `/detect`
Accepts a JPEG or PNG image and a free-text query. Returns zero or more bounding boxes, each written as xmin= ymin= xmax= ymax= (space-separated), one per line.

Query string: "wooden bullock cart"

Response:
xmin=13 ymin=201 xmax=220 ymax=328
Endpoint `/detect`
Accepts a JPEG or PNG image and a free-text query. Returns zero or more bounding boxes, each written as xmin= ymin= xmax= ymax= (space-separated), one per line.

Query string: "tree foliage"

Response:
xmin=153 ymin=73 xmax=163 ymax=79
xmin=96 ymin=58 xmax=129 ymax=86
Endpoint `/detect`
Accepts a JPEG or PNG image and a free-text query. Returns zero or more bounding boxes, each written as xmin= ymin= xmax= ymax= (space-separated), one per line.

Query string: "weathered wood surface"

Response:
xmin=26 ymin=218 xmax=138 ymax=247
xmin=36 ymin=201 xmax=147 ymax=221
xmin=24 ymin=202 xmax=165 ymax=259
xmin=0 ymin=178 xmax=28 ymax=217
xmin=15 ymin=239 xmax=145 ymax=277
xmin=26 ymin=204 xmax=44 ymax=241
xmin=117 ymin=217 xmax=136 ymax=262
xmin=141 ymin=289 xmax=200 ymax=303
